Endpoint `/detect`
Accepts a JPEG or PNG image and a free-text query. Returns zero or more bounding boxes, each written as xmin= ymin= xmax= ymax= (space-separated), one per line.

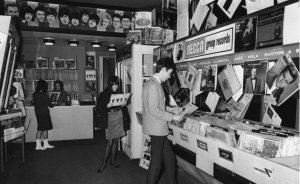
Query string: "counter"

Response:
xmin=24 ymin=106 xmax=94 ymax=142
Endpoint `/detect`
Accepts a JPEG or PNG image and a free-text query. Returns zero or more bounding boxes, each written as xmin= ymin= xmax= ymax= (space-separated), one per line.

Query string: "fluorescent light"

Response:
xmin=68 ymin=40 xmax=79 ymax=46
xmin=108 ymin=45 xmax=116 ymax=52
xmin=43 ymin=38 xmax=55 ymax=45
xmin=91 ymin=41 xmax=101 ymax=48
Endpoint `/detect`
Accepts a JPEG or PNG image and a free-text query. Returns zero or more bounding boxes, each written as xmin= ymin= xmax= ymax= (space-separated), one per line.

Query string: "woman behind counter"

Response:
xmin=53 ymin=80 xmax=68 ymax=105
xmin=33 ymin=79 xmax=55 ymax=150
xmin=97 ymin=76 xmax=128 ymax=173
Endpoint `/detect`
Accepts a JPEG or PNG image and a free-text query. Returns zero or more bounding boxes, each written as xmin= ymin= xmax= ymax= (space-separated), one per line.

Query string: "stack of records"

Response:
xmin=205 ymin=125 xmax=237 ymax=147
xmin=238 ymin=131 xmax=284 ymax=158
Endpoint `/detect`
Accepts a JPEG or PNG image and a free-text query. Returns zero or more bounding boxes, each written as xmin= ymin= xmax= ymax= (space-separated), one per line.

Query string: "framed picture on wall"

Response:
xmin=53 ymin=57 xmax=65 ymax=69
xmin=86 ymin=53 xmax=96 ymax=69
xmin=65 ymin=58 xmax=76 ymax=69
xmin=36 ymin=57 xmax=49 ymax=69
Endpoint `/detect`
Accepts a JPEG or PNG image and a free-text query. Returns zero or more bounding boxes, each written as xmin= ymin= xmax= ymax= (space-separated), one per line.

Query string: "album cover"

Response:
xmin=226 ymin=93 xmax=253 ymax=119
xmin=143 ymin=27 xmax=163 ymax=45
xmin=243 ymin=59 xmax=268 ymax=95
xmin=189 ymin=0 xmax=210 ymax=35
xmin=184 ymin=64 xmax=200 ymax=91
xmin=217 ymin=0 xmax=242 ymax=19
xmin=266 ymin=53 xmax=300 ymax=106
xmin=256 ymin=8 xmax=284 ymax=49
xmin=201 ymin=65 xmax=217 ymax=92
xmin=218 ymin=65 xmax=241 ymax=100
xmin=49 ymin=92 xmax=60 ymax=103
xmin=173 ymin=41 xmax=185 ymax=63
xmin=177 ymin=0 xmax=189 ymax=39
xmin=205 ymin=92 xmax=220 ymax=113
xmin=262 ymin=104 xmax=282 ymax=127
xmin=139 ymin=134 xmax=151 ymax=170
xmin=235 ymin=16 xmax=257 ymax=52
xmin=173 ymin=88 xmax=190 ymax=107
xmin=162 ymin=29 xmax=174 ymax=45
xmin=135 ymin=12 xmax=152 ymax=29
xmin=109 ymin=93 xmax=131 ymax=107
xmin=126 ymin=30 xmax=142 ymax=44
xmin=245 ymin=0 xmax=274 ymax=14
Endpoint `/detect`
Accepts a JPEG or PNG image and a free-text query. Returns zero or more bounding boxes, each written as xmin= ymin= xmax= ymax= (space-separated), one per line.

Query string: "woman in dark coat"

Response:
xmin=33 ymin=79 xmax=55 ymax=150
xmin=97 ymin=76 xmax=129 ymax=173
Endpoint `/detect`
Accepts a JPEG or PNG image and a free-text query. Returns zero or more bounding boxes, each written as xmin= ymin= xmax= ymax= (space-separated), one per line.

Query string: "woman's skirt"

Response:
xmin=105 ymin=110 xmax=125 ymax=139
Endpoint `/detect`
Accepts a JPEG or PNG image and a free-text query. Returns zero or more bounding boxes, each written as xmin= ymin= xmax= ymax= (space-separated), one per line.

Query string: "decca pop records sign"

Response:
xmin=185 ymin=24 xmax=235 ymax=61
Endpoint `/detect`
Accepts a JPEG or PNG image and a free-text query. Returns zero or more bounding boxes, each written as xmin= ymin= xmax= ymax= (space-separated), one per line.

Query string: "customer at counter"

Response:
xmin=33 ymin=79 xmax=55 ymax=150
xmin=53 ymin=80 xmax=68 ymax=105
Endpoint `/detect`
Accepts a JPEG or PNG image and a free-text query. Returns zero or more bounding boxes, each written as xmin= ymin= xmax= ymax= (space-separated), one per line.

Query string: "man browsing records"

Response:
xmin=142 ymin=57 xmax=183 ymax=184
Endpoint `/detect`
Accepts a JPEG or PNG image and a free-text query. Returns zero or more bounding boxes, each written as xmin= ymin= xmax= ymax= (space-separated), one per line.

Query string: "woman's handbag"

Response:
xmin=121 ymin=106 xmax=131 ymax=131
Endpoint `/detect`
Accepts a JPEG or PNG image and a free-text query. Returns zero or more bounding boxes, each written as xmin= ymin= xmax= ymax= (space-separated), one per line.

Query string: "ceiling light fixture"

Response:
xmin=43 ymin=38 xmax=55 ymax=46
xmin=68 ymin=39 xmax=79 ymax=47
xmin=91 ymin=41 xmax=101 ymax=48
xmin=108 ymin=45 xmax=117 ymax=52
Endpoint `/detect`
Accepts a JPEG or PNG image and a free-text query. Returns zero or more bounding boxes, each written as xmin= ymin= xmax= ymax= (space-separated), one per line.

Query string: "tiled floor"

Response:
xmin=0 ymin=130 xmax=202 ymax=184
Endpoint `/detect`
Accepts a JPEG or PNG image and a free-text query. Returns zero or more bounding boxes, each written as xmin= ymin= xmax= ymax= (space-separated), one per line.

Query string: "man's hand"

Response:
xmin=107 ymin=103 xmax=113 ymax=108
xmin=172 ymin=115 xmax=184 ymax=122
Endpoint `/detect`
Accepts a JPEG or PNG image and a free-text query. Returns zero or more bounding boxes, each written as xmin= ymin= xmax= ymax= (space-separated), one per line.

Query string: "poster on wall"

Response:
xmin=266 ymin=53 xmax=300 ymax=106
xmin=36 ymin=57 xmax=49 ymax=69
xmin=85 ymin=81 xmax=96 ymax=93
xmin=235 ymin=16 xmax=257 ymax=52
xmin=5 ymin=0 xmax=135 ymax=33
xmin=243 ymin=60 xmax=267 ymax=95
xmin=86 ymin=53 xmax=95 ymax=69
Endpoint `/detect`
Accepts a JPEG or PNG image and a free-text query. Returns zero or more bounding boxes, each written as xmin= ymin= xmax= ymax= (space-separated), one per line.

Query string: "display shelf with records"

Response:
xmin=167 ymin=112 xmax=300 ymax=184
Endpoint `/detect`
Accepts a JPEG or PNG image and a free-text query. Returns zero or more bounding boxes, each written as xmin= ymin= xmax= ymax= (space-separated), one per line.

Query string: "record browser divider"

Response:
xmin=23 ymin=64 xmax=79 ymax=105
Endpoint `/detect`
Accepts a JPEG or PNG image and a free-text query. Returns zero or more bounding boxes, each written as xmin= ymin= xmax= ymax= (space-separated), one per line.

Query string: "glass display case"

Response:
xmin=117 ymin=44 xmax=157 ymax=159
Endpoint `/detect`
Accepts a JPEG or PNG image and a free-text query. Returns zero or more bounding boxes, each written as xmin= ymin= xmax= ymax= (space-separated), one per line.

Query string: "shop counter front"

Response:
xmin=25 ymin=106 xmax=94 ymax=142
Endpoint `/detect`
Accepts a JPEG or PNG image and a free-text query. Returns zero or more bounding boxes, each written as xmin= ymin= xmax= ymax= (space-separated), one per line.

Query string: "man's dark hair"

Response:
xmin=282 ymin=65 xmax=298 ymax=84
xmin=112 ymin=13 xmax=122 ymax=20
xmin=34 ymin=6 xmax=45 ymax=14
xmin=80 ymin=9 xmax=89 ymax=17
xmin=154 ymin=57 xmax=176 ymax=73
xmin=35 ymin=79 xmax=48 ymax=93
xmin=122 ymin=14 xmax=131 ymax=20
xmin=89 ymin=13 xmax=100 ymax=25
xmin=20 ymin=5 xmax=35 ymax=21
xmin=70 ymin=12 xmax=80 ymax=20
xmin=58 ymin=8 xmax=70 ymax=18
xmin=45 ymin=7 xmax=57 ymax=18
